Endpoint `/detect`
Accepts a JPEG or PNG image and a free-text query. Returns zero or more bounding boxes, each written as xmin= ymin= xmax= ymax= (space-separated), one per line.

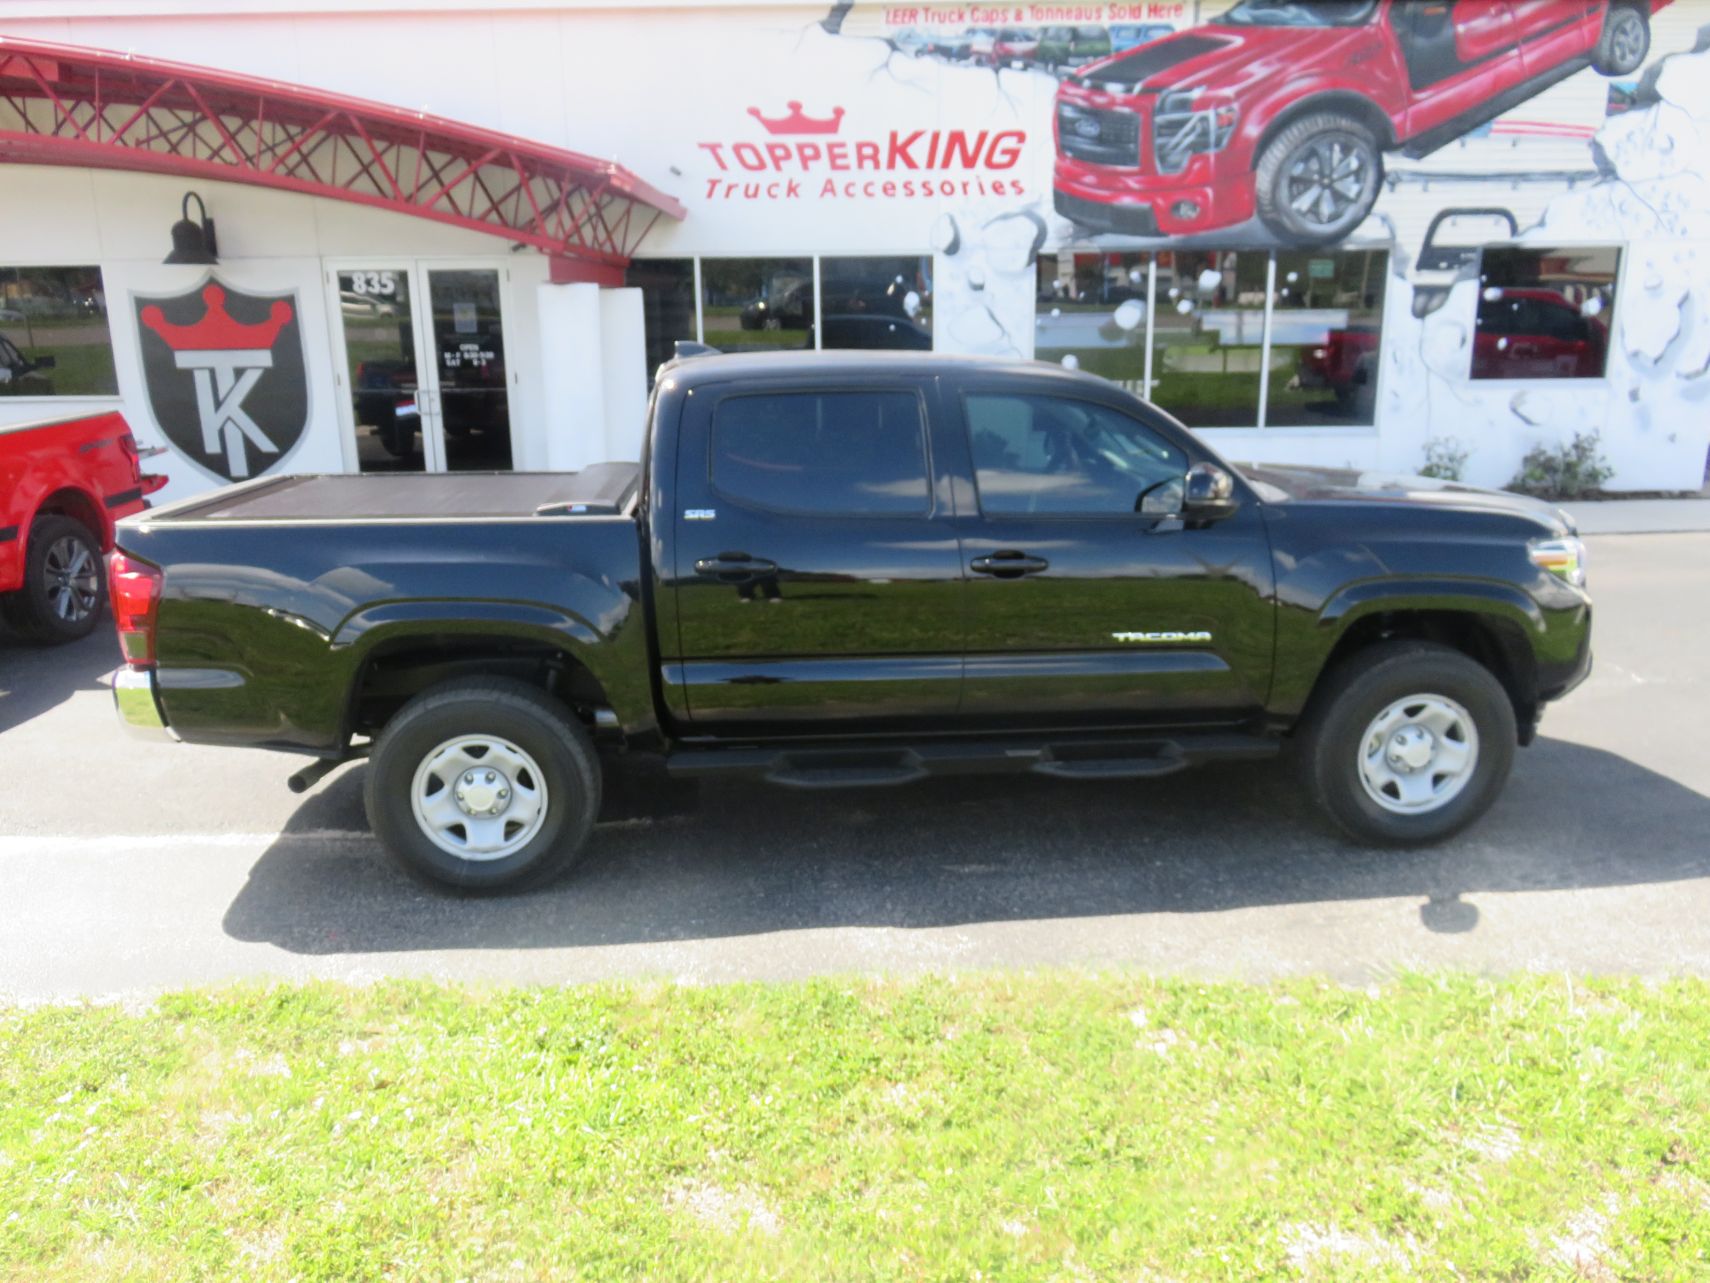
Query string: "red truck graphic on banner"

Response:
xmin=1053 ymin=0 xmax=1668 ymax=246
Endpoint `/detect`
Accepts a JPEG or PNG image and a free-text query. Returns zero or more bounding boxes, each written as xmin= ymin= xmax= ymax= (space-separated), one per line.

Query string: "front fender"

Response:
xmin=1319 ymin=576 xmax=1546 ymax=633
xmin=1269 ymin=576 xmax=1551 ymax=720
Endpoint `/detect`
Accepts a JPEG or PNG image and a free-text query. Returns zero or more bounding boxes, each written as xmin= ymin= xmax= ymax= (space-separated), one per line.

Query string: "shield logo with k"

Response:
xmin=133 ymin=278 xmax=309 ymax=484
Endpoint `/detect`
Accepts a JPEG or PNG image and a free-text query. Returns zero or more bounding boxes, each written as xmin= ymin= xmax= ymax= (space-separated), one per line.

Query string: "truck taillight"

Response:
xmin=109 ymin=552 xmax=163 ymax=666
xmin=117 ymin=432 xmax=170 ymax=496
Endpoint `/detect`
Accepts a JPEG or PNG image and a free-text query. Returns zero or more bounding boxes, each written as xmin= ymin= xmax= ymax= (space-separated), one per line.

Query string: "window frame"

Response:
xmin=959 ymin=387 xmax=1191 ymax=521
xmin=1468 ymin=242 xmax=1621 ymax=384
xmin=1035 ymin=244 xmax=1391 ymax=433
xmin=705 ymin=384 xmax=939 ymax=520
xmin=0 ymin=263 xmax=122 ymax=402
xmin=630 ymin=252 xmax=934 ymax=356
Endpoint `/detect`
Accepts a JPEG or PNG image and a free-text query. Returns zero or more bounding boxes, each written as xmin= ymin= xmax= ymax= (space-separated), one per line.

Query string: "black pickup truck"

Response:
xmin=110 ymin=352 xmax=1592 ymax=891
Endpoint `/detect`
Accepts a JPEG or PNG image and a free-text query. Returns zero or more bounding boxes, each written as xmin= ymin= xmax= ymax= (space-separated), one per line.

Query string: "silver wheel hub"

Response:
xmin=1612 ymin=14 xmax=1642 ymax=61
xmin=1357 ymin=694 xmax=1480 ymax=816
xmin=1286 ymin=136 xmax=1370 ymax=227
xmin=410 ymin=736 xmax=547 ymax=861
xmin=43 ymin=535 xmax=98 ymax=622
xmin=453 ymin=768 xmax=512 ymax=816
xmin=1387 ymin=725 xmax=1435 ymax=771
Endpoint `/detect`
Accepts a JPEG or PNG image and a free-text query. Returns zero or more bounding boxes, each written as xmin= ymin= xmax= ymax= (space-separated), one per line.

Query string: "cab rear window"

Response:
xmin=710 ymin=390 xmax=930 ymax=516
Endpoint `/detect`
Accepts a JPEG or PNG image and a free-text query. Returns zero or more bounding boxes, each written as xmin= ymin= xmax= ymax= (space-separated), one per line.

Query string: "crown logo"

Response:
xmin=141 ymin=284 xmax=293 ymax=352
xmin=747 ymin=101 xmax=845 ymax=136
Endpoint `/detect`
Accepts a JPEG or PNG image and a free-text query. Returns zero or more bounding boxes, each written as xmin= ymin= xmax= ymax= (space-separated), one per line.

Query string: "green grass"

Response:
xmin=2 ymin=973 xmax=1706 ymax=1281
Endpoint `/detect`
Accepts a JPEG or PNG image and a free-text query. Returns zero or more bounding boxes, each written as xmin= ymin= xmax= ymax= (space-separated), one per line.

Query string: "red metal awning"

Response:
xmin=0 ymin=35 xmax=685 ymax=282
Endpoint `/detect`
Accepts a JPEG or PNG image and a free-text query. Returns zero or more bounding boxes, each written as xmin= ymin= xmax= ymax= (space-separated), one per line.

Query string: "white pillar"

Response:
xmin=535 ymin=281 xmax=605 ymax=472
xmin=598 ymin=287 xmax=648 ymax=462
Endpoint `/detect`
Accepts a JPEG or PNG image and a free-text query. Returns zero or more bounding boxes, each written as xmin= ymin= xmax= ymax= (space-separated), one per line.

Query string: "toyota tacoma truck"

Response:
xmin=1053 ymin=0 xmax=1668 ymax=245
xmin=2 ymin=410 xmax=167 ymax=643
xmin=110 ymin=351 xmax=1591 ymax=892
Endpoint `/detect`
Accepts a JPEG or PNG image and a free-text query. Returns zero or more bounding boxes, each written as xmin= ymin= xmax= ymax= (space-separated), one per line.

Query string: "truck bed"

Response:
xmin=153 ymin=463 xmax=640 ymax=523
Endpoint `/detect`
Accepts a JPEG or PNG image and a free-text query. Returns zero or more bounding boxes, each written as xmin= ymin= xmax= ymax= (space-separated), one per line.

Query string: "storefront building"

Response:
xmin=2 ymin=0 xmax=1708 ymax=504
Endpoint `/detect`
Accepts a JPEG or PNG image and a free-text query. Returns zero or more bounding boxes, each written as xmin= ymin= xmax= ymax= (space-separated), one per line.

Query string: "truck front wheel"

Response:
xmin=365 ymin=677 xmax=601 ymax=893
xmin=1294 ymin=641 xmax=1516 ymax=846
xmin=1592 ymin=3 xmax=1649 ymax=76
xmin=1254 ymin=112 xmax=1382 ymax=247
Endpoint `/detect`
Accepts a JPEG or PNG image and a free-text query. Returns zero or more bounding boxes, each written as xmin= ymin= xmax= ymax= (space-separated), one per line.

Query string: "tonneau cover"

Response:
xmin=167 ymin=463 xmax=640 ymax=522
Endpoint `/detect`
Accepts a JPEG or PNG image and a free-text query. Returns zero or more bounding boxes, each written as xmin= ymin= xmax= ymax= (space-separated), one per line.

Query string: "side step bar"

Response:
xmin=666 ymin=734 xmax=1277 ymax=790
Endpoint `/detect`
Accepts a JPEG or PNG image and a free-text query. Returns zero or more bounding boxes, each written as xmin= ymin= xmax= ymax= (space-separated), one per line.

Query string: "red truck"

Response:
xmin=1 ymin=412 xmax=167 ymax=643
xmin=1054 ymin=0 xmax=1667 ymax=246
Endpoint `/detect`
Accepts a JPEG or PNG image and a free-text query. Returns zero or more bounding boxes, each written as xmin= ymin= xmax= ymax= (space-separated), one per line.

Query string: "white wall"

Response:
xmin=0 ymin=167 xmax=562 ymax=503
xmin=3 ymin=2 xmax=1709 ymax=494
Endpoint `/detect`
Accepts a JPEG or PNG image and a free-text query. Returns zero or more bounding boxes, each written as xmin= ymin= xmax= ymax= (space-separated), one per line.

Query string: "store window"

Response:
xmin=0 ymin=266 xmax=118 ymax=397
xmin=1033 ymin=252 xmax=1149 ymax=393
xmin=626 ymin=258 xmax=696 ymax=379
xmin=1473 ymin=246 xmax=1617 ymax=381
xmin=1148 ymin=250 xmax=1265 ymax=429
xmin=711 ymin=390 xmax=929 ymax=515
xmin=966 ymin=392 xmax=1185 ymax=516
xmin=700 ymin=257 xmax=813 ymax=352
xmin=1266 ymin=248 xmax=1388 ymax=425
xmin=819 ymin=256 xmax=932 ymax=350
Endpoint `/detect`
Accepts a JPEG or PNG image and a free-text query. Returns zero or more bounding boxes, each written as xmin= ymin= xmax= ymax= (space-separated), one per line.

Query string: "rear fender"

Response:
xmin=335 ymin=597 xmax=657 ymax=741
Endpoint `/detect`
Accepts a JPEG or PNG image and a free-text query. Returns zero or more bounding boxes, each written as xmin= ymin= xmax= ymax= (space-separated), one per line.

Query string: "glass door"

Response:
xmin=331 ymin=266 xmax=433 ymax=473
xmin=421 ymin=267 xmax=513 ymax=471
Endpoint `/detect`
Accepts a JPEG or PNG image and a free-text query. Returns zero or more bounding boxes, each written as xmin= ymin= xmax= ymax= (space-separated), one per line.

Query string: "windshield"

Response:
xmin=1216 ymin=0 xmax=1377 ymax=27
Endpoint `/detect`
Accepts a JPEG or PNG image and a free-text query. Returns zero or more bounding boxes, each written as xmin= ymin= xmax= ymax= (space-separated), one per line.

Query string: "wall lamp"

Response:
xmin=164 ymin=191 xmax=219 ymax=265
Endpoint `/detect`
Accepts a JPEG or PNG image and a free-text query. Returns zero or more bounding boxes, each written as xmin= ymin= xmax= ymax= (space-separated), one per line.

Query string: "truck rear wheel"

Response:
xmin=364 ymin=677 xmax=601 ymax=893
xmin=1254 ymin=112 xmax=1382 ymax=247
xmin=1294 ymin=641 xmax=1516 ymax=846
xmin=1592 ymin=3 xmax=1649 ymax=75
xmin=2 ymin=514 xmax=105 ymax=644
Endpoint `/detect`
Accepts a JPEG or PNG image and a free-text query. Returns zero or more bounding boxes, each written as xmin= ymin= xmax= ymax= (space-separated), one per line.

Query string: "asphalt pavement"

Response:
xmin=2 ymin=533 xmax=1707 ymax=1002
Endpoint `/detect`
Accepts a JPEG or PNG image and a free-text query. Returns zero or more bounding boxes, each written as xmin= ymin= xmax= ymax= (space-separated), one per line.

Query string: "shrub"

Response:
xmin=1419 ymin=437 xmax=1469 ymax=482
xmin=1507 ymin=430 xmax=1613 ymax=500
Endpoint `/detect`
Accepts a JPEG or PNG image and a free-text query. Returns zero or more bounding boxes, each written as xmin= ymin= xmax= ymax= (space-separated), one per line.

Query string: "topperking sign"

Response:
xmin=132 ymin=278 xmax=310 ymax=484
xmin=696 ymin=101 xmax=1029 ymax=204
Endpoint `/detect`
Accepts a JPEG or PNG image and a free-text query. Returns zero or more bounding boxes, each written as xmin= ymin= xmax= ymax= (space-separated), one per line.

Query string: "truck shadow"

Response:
xmin=222 ymin=736 xmax=1710 ymax=956
xmin=0 ymin=619 xmax=115 ymax=735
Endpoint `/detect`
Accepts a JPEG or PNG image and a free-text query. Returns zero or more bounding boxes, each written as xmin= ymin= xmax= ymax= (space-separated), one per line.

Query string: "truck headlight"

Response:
xmin=1530 ymin=536 xmax=1587 ymax=588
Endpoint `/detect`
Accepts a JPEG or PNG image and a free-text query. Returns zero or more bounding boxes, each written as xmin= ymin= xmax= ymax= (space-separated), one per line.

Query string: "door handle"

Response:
xmin=970 ymin=551 xmax=1050 ymax=578
xmin=694 ymin=553 xmax=778 ymax=582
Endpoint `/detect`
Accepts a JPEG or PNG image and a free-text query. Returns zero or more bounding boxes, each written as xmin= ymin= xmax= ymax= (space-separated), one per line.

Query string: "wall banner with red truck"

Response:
xmin=805 ymin=1 xmax=1676 ymax=251
xmin=694 ymin=0 xmax=1708 ymax=492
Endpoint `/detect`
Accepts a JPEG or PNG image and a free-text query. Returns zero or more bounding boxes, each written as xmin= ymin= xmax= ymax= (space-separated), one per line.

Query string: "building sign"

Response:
xmin=696 ymin=101 xmax=1029 ymax=203
xmin=133 ymin=279 xmax=309 ymax=484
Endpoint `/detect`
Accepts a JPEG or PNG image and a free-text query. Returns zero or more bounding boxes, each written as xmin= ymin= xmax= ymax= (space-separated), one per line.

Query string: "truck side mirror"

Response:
xmin=32 ymin=354 xmax=56 ymax=370
xmin=1182 ymin=462 xmax=1238 ymax=524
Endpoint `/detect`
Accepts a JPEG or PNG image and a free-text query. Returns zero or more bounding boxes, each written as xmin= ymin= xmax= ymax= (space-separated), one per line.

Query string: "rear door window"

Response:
xmin=710 ymin=390 xmax=931 ymax=516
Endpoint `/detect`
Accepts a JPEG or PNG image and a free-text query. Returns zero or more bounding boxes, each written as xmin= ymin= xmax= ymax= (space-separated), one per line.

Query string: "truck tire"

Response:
xmin=364 ymin=677 xmax=602 ymax=893
xmin=1592 ymin=3 xmax=1649 ymax=76
xmin=1 ymin=513 xmax=105 ymax=644
xmin=1293 ymin=641 xmax=1516 ymax=846
xmin=1254 ymin=112 xmax=1382 ymax=247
